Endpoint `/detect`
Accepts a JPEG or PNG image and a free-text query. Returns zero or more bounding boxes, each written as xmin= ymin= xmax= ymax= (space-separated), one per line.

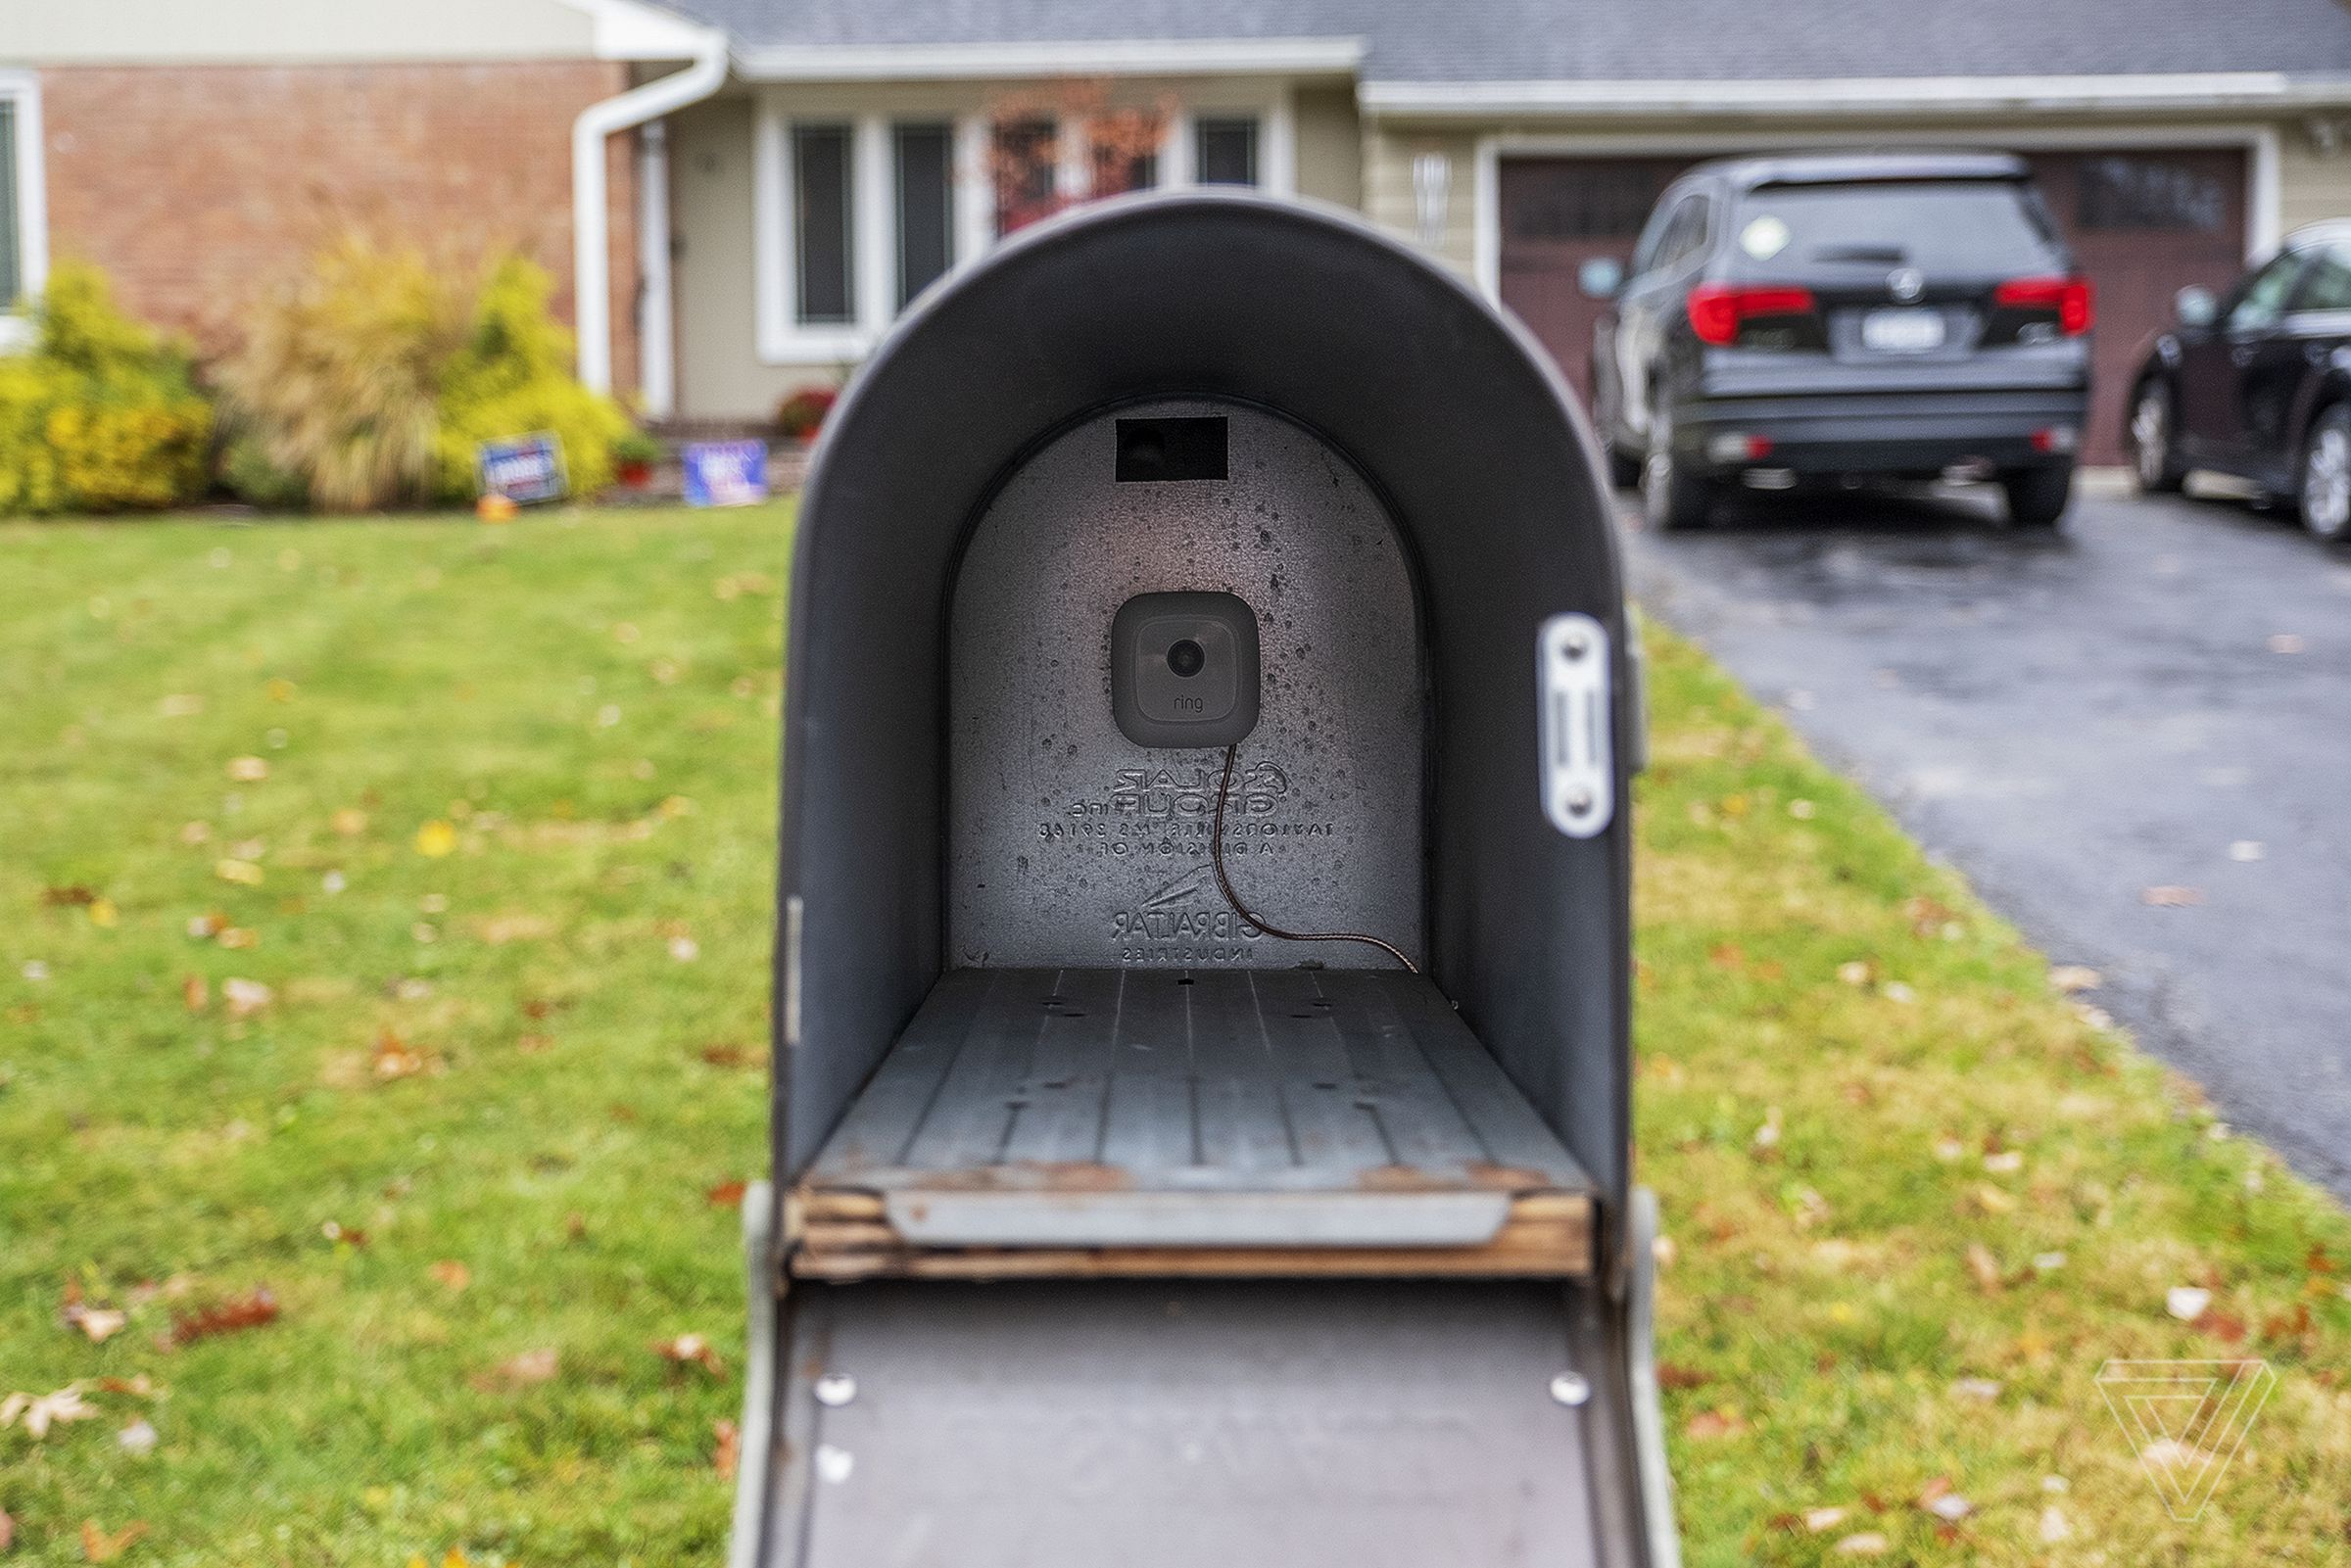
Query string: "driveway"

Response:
xmin=1625 ymin=477 xmax=2351 ymax=1198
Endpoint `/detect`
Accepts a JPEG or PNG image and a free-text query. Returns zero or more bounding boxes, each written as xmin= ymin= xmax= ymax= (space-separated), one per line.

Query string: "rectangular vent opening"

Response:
xmin=1116 ymin=416 xmax=1228 ymax=483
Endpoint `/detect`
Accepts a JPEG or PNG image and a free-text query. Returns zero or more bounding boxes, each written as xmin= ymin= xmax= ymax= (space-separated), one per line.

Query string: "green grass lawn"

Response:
xmin=3 ymin=504 xmax=2348 ymax=1566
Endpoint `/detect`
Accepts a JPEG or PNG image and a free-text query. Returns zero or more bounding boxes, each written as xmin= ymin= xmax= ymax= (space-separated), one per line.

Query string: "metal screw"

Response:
xmin=1566 ymin=788 xmax=1595 ymax=815
xmin=1550 ymin=1371 xmax=1592 ymax=1406
xmin=1562 ymin=631 xmax=1590 ymax=660
xmin=814 ymin=1371 xmax=857 ymax=1407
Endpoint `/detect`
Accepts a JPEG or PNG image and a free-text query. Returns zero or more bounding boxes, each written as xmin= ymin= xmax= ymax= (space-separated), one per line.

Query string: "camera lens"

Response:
xmin=1166 ymin=639 xmax=1206 ymax=678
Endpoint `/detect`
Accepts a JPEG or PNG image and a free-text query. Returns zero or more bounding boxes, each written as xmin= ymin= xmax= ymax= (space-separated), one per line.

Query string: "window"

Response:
xmin=792 ymin=123 xmax=854 ymax=326
xmin=994 ymin=118 xmax=1059 ymax=236
xmin=0 ymin=99 xmax=18 ymax=307
xmin=1195 ymin=119 xmax=1258 ymax=186
xmin=2228 ymin=251 xmax=2310 ymax=333
xmin=2076 ymin=156 xmax=2227 ymax=234
xmin=2293 ymin=245 xmax=2351 ymax=314
xmin=894 ymin=123 xmax=952 ymax=310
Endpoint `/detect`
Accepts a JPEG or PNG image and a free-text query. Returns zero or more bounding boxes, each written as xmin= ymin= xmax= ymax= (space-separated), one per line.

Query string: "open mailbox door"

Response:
xmin=729 ymin=190 xmax=1680 ymax=1568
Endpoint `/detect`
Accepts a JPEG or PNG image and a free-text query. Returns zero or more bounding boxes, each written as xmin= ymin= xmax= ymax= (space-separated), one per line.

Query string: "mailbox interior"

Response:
xmin=753 ymin=192 xmax=1667 ymax=1568
xmin=775 ymin=194 xmax=1633 ymax=1233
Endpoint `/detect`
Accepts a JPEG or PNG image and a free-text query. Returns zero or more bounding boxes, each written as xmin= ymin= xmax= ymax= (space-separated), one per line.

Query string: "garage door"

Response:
xmin=1498 ymin=146 xmax=2250 ymax=465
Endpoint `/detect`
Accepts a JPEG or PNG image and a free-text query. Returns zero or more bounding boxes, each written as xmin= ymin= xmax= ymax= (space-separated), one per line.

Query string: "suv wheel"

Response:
xmin=2299 ymin=404 xmax=2351 ymax=543
xmin=2130 ymin=381 xmax=2184 ymax=495
xmin=1643 ymin=404 xmax=1714 ymax=531
xmin=1603 ymin=434 xmax=1644 ymax=492
xmin=2002 ymin=464 xmax=2074 ymax=530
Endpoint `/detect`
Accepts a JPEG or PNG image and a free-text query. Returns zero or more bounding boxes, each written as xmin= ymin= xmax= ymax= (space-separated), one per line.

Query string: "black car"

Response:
xmin=2125 ymin=222 xmax=2351 ymax=543
xmin=1587 ymin=152 xmax=2092 ymax=530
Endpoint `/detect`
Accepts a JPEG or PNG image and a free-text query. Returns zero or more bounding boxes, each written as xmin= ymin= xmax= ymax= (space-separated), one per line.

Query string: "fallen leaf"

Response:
xmin=373 ymin=1032 xmax=425 ymax=1080
xmin=474 ymin=1348 xmax=559 ymax=1392
xmin=1684 ymin=1408 xmax=1746 ymax=1441
xmin=2140 ymin=885 xmax=2202 ymax=908
xmin=414 ymin=821 xmax=457 ymax=858
xmin=1656 ymin=1361 xmax=1710 ymax=1391
xmin=80 ymin=1520 xmax=148 ymax=1563
xmin=1 ymin=1384 xmax=97 ymax=1437
xmin=1982 ymin=1149 xmax=2025 ymax=1174
xmin=2167 ymin=1286 xmax=2213 ymax=1321
xmin=214 ymin=858 xmax=264 ymax=886
xmin=1801 ymin=1506 xmax=1847 ymax=1533
xmin=2192 ymin=1307 xmax=2248 ymax=1344
xmin=699 ymin=1043 xmax=758 ymax=1069
xmin=652 ymin=1333 xmax=724 ymax=1376
xmin=186 ymin=911 xmax=227 ymax=938
xmin=216 ymin=927 xmax=258 ymax=950
xmin=713 ymin=1418 xmax=741 ymax=1481
xmin=170 ymin=1288 xmax=278 ymax=1346
xmin=477 ymin=914 xmax=552 ymax=944
xmin=225 ymin=756 xmax=269 ymax=783
xmin=117 ymin=1418 xmax=158 ymax=1455
xmin=181 ymin=975 xmax=209 ymax=1013
xmin=1966 ymin=1183 xmax=2017 ymax=1215
xmin=428 ymin=1260 xmax=471 ymax=1293
xmin=1836 ymin=960 xmax=1874 ymax=986
xmin=1965 ymin=1244 xmax=2002 ymax=1293
xmin=0 ymin=1506 xmax=13 ymax=1551
xmin=319 ymin=1220 xmax=367 ymax=1249
xmin=41 ymin=885 xmax=97 ymax=906
xmin=221 ymin=977 xmax=272 ymax=1019
xmin=1834 ymin=1533 xmax=1890 ymax=1557
xmin=705 ymin=1179 xmax=748 ymax=1208
xmin=331 ymin=808 xmax=368 ymax=836
xmin=2049 ymin=964 xmax=2102 ymax=993
xmin=66 ymin=1305 xmax=126 ymax=1345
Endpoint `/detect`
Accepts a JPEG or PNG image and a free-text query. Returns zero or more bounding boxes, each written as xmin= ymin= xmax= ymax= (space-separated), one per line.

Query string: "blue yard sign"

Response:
xmin=476 ymin=432 xmax=569 ymax=504
xmin=683 ymin=440 xmax=769 ymax=508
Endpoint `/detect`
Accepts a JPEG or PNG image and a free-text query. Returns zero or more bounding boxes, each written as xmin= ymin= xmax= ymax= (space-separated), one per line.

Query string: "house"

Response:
xmin=5 ymin=2 xmax=2351 ymax=462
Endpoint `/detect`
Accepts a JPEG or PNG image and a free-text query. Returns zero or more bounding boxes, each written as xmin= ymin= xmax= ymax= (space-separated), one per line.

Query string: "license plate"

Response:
xmin=1861 ymin=308 xmax=1946 ymax=353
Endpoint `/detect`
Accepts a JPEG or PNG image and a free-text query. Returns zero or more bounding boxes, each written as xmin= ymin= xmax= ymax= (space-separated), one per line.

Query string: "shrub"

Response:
xmin=0 ymin=263 xmax=213 ymax=515
xmin=431 ymin=258 xmax=628 ymax=503
xmin=775 ymin=387 xmax=837 ymax=441
xmin=219 ymin=241 xmax=634 ymax=513
xmin=216 ymin=237 xmax=466 ymax=512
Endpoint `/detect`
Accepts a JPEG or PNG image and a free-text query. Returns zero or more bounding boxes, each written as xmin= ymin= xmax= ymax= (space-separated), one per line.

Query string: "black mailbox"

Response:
xmin=728 ymin=190 xmax=1679 ymax=1568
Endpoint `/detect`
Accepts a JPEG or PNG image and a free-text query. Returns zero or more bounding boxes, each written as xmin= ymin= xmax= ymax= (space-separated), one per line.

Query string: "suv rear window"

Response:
xmin=1731 ymin=180 xmax=2062 ymax=277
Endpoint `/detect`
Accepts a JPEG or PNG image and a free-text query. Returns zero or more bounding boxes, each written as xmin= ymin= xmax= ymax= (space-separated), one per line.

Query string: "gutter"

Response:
xmin=572 ymin=22 xmax=729 ymax=398
xmin=1360 ymin=71 xmax=2351 ymax=119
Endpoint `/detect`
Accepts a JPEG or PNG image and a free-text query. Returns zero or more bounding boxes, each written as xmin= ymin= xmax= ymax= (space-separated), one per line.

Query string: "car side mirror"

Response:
xmin=2175 ymin=285 xmax=2218 ymax=328
xmin=1578 ymin=257 xmax=1626 ymax=301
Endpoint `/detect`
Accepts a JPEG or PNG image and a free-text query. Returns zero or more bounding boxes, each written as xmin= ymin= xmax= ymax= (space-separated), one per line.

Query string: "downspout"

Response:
xmin=572 ymin=27 xmax=728 ymax=398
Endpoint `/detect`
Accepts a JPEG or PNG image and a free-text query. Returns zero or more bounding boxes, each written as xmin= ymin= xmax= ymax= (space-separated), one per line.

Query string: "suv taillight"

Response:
xmin=1687 ymin=284 xmax=1816 ymax=346
xmin=1993 ymin=276 xmax=2093 ymax=336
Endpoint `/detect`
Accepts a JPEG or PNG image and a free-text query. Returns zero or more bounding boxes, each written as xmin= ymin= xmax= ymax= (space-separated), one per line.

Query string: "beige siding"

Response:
xmin=2279 ymin=132 xmax=2351 ymax=237
xmin=671 ymin=95 xmax=839 ymax=421
xmin=1293 ymin=85 xmax=1362 ymax=210
xmin=1364 ymin=127 xmax=1480 ymax=275
xmin=0 ymin=0 xmax=600 ymax=65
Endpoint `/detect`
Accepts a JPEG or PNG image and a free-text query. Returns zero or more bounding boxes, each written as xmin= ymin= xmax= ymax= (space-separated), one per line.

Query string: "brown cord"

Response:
xmin=1209 ymin=742 xmax=1420 ymax=974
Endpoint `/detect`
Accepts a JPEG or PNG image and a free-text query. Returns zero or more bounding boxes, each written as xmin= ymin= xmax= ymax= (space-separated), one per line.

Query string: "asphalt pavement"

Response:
xmin=1625 ymin=474 xmax=2351 ymax=1198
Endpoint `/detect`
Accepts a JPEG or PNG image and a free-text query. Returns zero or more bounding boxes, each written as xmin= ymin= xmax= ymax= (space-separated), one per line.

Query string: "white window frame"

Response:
xmin=0 ymin=70 xmax=50 ymax=353
xmin=755 ymin=88 xmax=1295 ymax=366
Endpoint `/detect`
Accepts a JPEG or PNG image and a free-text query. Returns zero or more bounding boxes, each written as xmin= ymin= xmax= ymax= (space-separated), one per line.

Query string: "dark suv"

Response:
xmin=2124 ymin=221 xmax=2351 ymax=543
xmin=1589 ymin=152 xmax=2093 ymax=530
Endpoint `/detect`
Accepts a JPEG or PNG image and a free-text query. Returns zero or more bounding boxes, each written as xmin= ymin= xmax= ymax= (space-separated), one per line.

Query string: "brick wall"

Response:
xmin=38 ymin=60 xmax=639 ymax=397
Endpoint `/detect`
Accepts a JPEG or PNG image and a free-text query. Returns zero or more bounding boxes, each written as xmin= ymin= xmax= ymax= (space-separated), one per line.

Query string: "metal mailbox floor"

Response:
xmin=791 ymin=967 xmax=1594 ymax=1274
